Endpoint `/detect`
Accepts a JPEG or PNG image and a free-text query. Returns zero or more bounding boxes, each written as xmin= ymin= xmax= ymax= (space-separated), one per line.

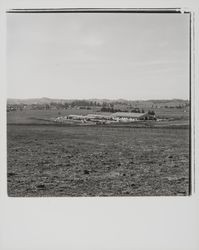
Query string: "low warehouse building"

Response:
xmin=111 ymin=112 xmax=155 ymax=120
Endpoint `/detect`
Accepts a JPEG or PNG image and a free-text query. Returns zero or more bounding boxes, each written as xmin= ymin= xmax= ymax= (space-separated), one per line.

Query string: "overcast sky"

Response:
xmin=7 ymin=12 xmax=190 ymax=100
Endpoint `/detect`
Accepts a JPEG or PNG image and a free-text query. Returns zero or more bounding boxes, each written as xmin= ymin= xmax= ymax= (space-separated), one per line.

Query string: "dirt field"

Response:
xmin=7 ymin=124 xmax=190 ymax=196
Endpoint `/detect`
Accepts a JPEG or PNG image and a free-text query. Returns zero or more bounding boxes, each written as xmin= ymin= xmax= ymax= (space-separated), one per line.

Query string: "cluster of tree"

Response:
xmin=49 ymin=102 xmax=69 ymax=109
xmin=7 ymin=104 xmax=27 ymax=112
xmin=7 ymin=102 xmax=68 ymax=111
xmin=7 ymin=100 xmax=104 ymax=112
xmin=79 ymin=106 xmax=91 ymax=110
xmin=7 ymin=101 xmax=157 ymax=115
xmin=100 ymin=107 xmax=123 ymax=113
xmin=70 ymin=100 xmax=101 ymax=107
xmin=148 ymin=110 xmax=155 ymax=115
xmin=164 ymin=105 xmax=188 ymax=109
xmin=131 ymin=108 xmax=145 ymax=113
xmin=100 ymin=107 xmax=147 ymax=113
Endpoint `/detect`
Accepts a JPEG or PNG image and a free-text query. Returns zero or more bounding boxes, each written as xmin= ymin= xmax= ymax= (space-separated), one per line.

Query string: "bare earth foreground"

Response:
xmin=7 ymin=124 xmax=189 ymax=196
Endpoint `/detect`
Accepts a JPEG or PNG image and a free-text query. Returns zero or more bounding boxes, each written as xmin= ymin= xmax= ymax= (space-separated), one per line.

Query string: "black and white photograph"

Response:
xmin=7 ymin=9 xmax=191 ymax=197
xmin=1 ymin=1 xmax=199 ymax=250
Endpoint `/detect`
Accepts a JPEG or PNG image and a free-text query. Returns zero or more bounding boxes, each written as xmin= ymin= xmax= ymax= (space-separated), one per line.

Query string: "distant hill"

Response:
xmin=7 ymin=97 xmax=189 ymax=108
xmin=7 ymin=97 xmax=64 ymax=105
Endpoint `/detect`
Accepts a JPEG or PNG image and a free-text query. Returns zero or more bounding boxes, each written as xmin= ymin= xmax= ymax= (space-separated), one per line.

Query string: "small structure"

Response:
xmin=53 ymin=111 xmax=156 ymax=124
xmin=111 ymin=112 xmax=150 ymax=120
xmin=68 ymin=115 xmax=85 ymax=120
xmin=86 ymin=114 xmax=112 ymax=120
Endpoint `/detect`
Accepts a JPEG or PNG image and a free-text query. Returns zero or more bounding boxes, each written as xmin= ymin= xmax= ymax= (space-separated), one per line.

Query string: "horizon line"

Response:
xmin=7 ymin=97 xmax=189 ymax=101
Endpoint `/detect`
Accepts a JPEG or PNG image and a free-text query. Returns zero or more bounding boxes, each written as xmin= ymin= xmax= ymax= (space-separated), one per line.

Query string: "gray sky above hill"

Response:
xmin=7 ymin=12 xmax=190 ymax=100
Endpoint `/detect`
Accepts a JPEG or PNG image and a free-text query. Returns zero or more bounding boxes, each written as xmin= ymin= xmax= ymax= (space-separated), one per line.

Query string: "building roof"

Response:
xmin=86 ymin=114 xmax=110 ymax=118
xmin=111 ymin=112 xmax=147 ymax=118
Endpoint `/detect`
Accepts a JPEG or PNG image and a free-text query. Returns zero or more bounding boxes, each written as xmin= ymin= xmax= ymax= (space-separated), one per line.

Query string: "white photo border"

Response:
xmin=0 ymin=1 xmax=199 ymax=250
